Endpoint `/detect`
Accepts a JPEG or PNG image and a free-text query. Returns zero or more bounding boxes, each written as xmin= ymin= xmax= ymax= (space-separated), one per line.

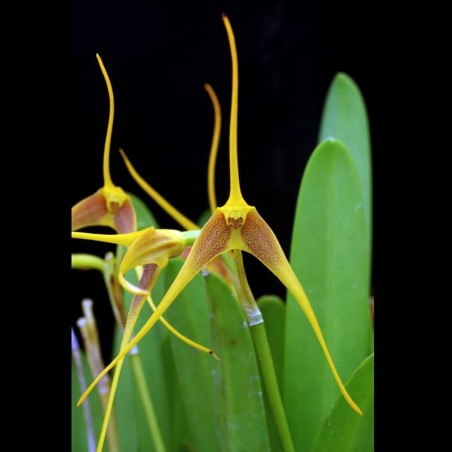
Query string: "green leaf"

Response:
xmin=129 ymin=192 xmax=159 ymax=229
xmin=312 ymin=353 xmax=374 ymax=452
xmin=284 ymin=139 xmax=373 ymax=451
xmin=113 ymin=267 xmax=173 ymax=451
xmin=205 ymin=271 xmax=271 ymax=452
xmin=197 ymin=208 xmax=212 ymax=227
xmin=111 ymin=327 xmax=141 ymax=451
xmin=161 ymin=258 xmax=218 ymax=451
xmin=256 ymin=295 xmax=286 ymax=391
xmin=256 ymin=295 xmax=286 ymax=452
xmin=318 ymin=73 xmax=372 ymax=247
xmin=151 ymin=265 xmax=194 ymax=451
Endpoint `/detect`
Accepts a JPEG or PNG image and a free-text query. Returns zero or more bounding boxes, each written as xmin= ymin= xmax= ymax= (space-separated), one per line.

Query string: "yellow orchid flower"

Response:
xmin=72 ymin=54 xmax=136 ymax=234
xmin=78 ymin=13 xmax=362 ymax=419
xmin=72 ymin=55 xmax=225 ymax=449
xmin=71 ymin=53 xmax=213 ymax=351
xmin=72 ymin=227 xmax=216 ymax=360
xmin=72 ymin=58 xmax=231 ymax=452
xmin=117 ymin=81 xmax=234 ymax=286
xmin=73 ymin=226 xmax=218 ymax=451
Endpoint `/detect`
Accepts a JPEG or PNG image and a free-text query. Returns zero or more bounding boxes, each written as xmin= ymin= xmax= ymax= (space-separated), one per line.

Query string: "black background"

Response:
xmin=72 ymin=0 xmax=384 ymax=360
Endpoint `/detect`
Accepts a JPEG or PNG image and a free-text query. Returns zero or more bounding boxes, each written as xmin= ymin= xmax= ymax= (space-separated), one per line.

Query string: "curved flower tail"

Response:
xmin=95 ymin=263 xmax=215 ymax=452
xmin=96 ymin=54 xmax=115 ymax=192
xmin=73 ymin=228 xmax=217 ymax=362
xmin=119 ymin=147 xmax=234 ymax=285
xmin=78 ymin=209 xmax=233 ymax=406
xmin=119 ymin=148 xmax=198 ymax=231
xmin=72 ymin=54 xmax=136 ymax=234
xmin=222 ymin=14 xmax=246 ymax=207
xmin=204 ymin=83 xmax=222 ymax=213
xmin=239 ymin=209 xmax=362 ymax=415
xmin=120 ymin=83 xmax=221 ymax=224
xmin=96 ymin=263 xmax=156 ymax=452
xmin=72 ymin=230 xmax=144 ymax=246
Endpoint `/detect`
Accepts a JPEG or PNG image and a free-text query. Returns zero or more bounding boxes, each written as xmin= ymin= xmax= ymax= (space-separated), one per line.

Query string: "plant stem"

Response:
xmin=129 ymin=353 xmax=167 ymax=452
xmin=72 ymin=328 xmax=97 ymax=452
xmin=250 ymin=323 xmax=295 ymax=452
xmin=232 ymin=251 xmax=295 ymax=452
xmin=72 ymin=253 xmax=106 ymax=272
xmin=77 ymin=301 xmax=121 ymax=452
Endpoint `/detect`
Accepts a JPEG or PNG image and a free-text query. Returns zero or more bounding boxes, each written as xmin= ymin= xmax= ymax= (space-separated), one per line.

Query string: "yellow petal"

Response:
xmin=118 ymin=228 xmax=185 ymax=294
xmin=72 ymin=54 xmax=136 ymax=234
xmin=222 ymin=15 xmax=246 ymax=207
xmin=72 ymin=192 xmax=110 ymax=231
xmin=96 ymin=54 xmax=119 ymax=197
xmin=95 ymin=263 xmax=156 ymax=452
xmin=119 ymin=148 xmax=198 ymax=231
xmin=204 ymin=83 xmax=222 ymax=213
xmin=78 ymin=209 xmax=233 ymax=404
xmin=239 ymin=209 xmax=362 ymax=415
xmin=72 ymin=229 xmax=145 ymax=247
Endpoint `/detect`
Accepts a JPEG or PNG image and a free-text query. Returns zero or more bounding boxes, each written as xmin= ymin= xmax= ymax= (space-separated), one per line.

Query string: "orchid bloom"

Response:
xmin=73 ymin=226 xmax=220 ymax=450
xmin=77 ymin=14 xmax=362 ymax=420
xmin=72 ymin=57 xmax=223 ymax=451
xmin=72 ymin=54 xmax=136 ymax=234
xmin=117 ymin=80 xmax=234 ymax=286
xmin=71 ymin=53 xmax=219 ymax=355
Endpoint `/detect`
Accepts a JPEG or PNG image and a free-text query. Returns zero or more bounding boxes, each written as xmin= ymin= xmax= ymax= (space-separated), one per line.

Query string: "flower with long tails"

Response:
xmin=77 ymin=13 xmax=362 ymax=419
xmin=72 ymin=53 xmax=136 ymax=234
xmin=71 ymin=54 xmax=222 ymax=352
xmin=119 ymin=73 xmax=297 ymax=450
xmin=73 ymin=226 xmax=220 ymax=451
xmin=72 ymin=56 xmax=225 ymax=451
xmin=118 ymin=81 xmax=234 ymax=285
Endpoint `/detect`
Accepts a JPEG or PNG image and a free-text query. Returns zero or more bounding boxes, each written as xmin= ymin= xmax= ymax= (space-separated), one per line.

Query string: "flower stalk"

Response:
xmin=72 ymin=328 xmax=96 ymax=452
xmin=77 ymin=299 xmax=120 ymax=452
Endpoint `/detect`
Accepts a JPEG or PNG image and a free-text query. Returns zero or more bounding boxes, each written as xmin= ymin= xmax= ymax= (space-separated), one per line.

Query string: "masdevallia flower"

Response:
xmin=72 ymin=56 xmax=224 ymax=451
xmin=77 ymin=14 xmax=362 ymax=418
xmin=71 ymin=54 xmax=217 ymax=354
xmin=73 ymin=226 xmax=219 ymax=451
xmin=72 ymin=54 xmax=136 ymax=234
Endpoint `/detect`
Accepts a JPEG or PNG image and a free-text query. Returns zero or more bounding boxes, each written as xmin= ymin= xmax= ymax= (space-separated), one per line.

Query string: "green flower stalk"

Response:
xmin=72 ymin=328 xmax=96 ymax=452
xmin=119 ymin=75 xmax=293 ymax=449
xmin=72 ymin=253 xmax=128 ymax=332
xmin=77 ymin=299 xmax=120 ymax=452
xmin=77 ymin=14 xmax=362 ymax=419
xmin=119 ymin=73 xmax=294 ymax=449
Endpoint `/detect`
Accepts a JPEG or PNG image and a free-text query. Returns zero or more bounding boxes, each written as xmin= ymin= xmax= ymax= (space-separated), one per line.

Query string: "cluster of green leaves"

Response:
xmin=72 ymin=72 xmax=374 ymax=451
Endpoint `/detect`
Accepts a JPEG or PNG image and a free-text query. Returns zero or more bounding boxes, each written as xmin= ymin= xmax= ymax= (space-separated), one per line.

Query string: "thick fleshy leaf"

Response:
xmin=161 ymin=258 xmax=217 ymax=451
xmin=205 ymin=271 xmax=271 ymax=452
xmin=284 ymin=139 xmax=373 ymax=451
xmin=312 ymin=353 xmax=374 ymax=452
xmin=318 ymin=72 xmax=372 ymax=247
